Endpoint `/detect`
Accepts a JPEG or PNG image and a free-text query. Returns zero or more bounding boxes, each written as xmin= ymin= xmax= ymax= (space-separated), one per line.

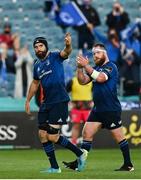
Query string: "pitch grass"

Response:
xmin=0 ymin=149 xmax=140 ymax=179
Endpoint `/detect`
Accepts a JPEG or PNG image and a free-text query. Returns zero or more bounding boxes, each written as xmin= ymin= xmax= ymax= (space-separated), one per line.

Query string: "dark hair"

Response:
xmin=93 ymin=43 xmax=106 ymax=50
xmin=4 ymin=22 xmax=11 ymax=29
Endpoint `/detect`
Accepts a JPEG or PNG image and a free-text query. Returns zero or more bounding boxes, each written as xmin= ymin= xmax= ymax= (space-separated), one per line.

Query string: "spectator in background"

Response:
xmin=0 ymin=22 xmax=20 ymax=55
xmin=93 ymin=28 xmax=121 ymax=65
xmin=73 ymin=0 xmax=101 ymax=50
xmin=106 ymin=2 xmax=130 ymax=37
xmin=64 ymin=59 xmax=74 ymax=85
xmin=43 ymin=0 xmax=68 ymax=32
xmin=119 ymin=21 xmax=141 ymax=96
xmin=44 ymin=0 xmax=61 ymax=18
xmin=14 ymin=46 xmax=33 ymax=98
xmin=121 ymin=21 xmax=141 ymax=58
xmin=118 ymin=43 xmax=141 ymax=96
xmin=44 ymin=0 xmax=54 ymax=14
xmin=0 ymin=42 xmax=16 ymax=97
xmin=66 ymin=75 xmax=93 ymax=145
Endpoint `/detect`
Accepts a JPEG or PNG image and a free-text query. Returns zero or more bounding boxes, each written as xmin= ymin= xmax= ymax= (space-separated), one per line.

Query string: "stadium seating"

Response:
xmin=0 ymin=0 xmax=140 ymax=50
xmin=0 ymin=0 xmax=140 ymax=98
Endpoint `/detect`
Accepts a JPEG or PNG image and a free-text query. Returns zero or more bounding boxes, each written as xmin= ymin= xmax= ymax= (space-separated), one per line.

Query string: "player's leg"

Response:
xmin=63 ymin=121 xmax=102 ymax=171
xmin=38 ymin=112 xmax=60 ymax=173
xmin=47 ymin=124 xmax=83 ymax=157
xmin=110 ymin=127 xmax=134 ymax=171
xmin=77 ymin=121 xmax=101 ymax=171
xmin=71 ymin=122 xmax=81 ymax=145
xmin=47 ymin=102 xmax=84 ymax=158
xmin=106 ymin=111 xmax=134 ymax=171
xmin=80 ymin=109 xmax=94 ymax=152
xmin=80 ymin=109 xmax=102 ymax=153
xmin=63 ymin=110 xmax=102 ymax=171
xmin=70 ymin=108 xmax=82 ymax=145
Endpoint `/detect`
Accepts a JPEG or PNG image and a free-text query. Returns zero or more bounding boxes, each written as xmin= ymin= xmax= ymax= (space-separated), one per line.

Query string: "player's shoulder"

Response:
xmin=104 ymin=61 xmax=118 ymax=72
xmin=108 ymin=61 xmax=117 ymax=67
xmin=105 ymin=61 xmax=116 ymax=67
xmin=50 ymin=50 xmax=67 ymax=61
xmin=50 ymin=50 xmax=60 ymax=57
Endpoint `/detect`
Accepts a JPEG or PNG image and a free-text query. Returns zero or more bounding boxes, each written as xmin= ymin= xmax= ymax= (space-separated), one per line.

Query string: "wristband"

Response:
xmin=91 ymin=70 xmax=100 ymax=80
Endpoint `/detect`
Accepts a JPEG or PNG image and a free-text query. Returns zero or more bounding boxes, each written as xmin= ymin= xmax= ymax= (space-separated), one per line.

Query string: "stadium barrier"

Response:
xmin=0 ymin=110 xmax=141 ymax=149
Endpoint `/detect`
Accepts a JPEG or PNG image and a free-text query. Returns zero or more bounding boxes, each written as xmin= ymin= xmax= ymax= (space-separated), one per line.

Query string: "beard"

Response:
xmin=95 ymin=57 xmax=106 ymax=66
xmin=35 ymin=49 xmax=47 ymax=59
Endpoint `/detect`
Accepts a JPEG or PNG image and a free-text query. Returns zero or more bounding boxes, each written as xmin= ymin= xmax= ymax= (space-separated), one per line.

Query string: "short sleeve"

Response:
xmin=52 ymin=51 xmax=68 ymax=62
xmin=33 ymin=65 xmax=40 ymax=80
xmin=102 ymin=66 xmax=113 ymax=78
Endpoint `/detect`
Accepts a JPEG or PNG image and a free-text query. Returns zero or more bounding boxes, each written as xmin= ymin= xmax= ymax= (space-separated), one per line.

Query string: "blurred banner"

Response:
xmin=0 ymin=112 xmax=40 ymax=149
xmin=0 ymin=110 xmax=141 ymax=149
xmin=55 ymin=2 xmax=88 ymax=26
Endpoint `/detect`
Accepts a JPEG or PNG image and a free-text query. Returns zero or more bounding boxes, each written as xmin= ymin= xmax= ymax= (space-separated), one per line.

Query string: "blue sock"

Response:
xmin=81 ymin=140 xmax=92 ymax=152
xmin=56 ymin=135 xmax=83 ymax=157
xmin=119 ymin=139 xmax=132 ymax=166
xmin=42 ymin=141 xmax=59 ymax=169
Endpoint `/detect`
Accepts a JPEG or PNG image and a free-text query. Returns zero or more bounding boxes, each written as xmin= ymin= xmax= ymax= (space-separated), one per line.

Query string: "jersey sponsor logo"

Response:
xmin=98 ymin=68 xmax=103 ymax=72
xmin=39 ymin=70 xmax=52 ymax=79
xmin=37 ymin=67 xmax=40 ymax=72
xmin=104 ymin=67 xmax=113 ymax=73
xmin=46 ymin=61 xmax=50 ymax=66
xmin=110 ymin=123 xmax=116 ymax=128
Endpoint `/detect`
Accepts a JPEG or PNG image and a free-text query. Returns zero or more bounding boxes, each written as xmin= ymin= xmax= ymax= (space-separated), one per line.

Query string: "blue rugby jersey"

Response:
xmin=91 ymin=62 xmax=121 ymax=112
xmin=33 ymin=51 xmax=70 ymax=105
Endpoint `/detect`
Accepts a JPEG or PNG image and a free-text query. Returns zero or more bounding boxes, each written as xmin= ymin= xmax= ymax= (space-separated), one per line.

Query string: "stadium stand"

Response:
xmin=0 ymin=0 xmax=140 ymax=101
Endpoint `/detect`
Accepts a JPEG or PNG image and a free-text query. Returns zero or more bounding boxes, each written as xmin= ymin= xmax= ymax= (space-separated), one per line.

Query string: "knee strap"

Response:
xmin=39 ymin=123 xmax=60 ymax=134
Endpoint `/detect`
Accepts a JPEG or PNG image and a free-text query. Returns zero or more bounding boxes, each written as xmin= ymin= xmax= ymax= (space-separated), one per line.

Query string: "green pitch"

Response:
xmin=0 ymin=149 xmax=140 ymax=179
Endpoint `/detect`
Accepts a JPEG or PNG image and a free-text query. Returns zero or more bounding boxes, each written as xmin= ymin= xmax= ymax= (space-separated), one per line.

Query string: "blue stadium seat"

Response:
xmin=23 ymin=10 xmax=45 ymax=20
xmin=2 ymin=10 xmax=24 ymax=20
xmin=21 ymin=2 xmax=43 ymax=10
xmin=0 ymin=2 xmax=18 ymax=10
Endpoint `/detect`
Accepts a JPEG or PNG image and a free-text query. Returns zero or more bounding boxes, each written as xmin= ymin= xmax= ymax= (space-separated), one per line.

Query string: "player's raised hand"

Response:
xmin=64 ymin=32 xmax=71 ymax=46
xmin=25 ymin=100 xmax=31 ymax=115
xmin=76 ymin=55 xmax=89 ymax=68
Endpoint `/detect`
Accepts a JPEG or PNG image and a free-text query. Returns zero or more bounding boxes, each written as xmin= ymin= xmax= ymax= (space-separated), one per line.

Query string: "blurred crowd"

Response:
xmin=0 ymin=22 xmax=33 ymax=98
xmin=0 ymin=0 xmax=141 ymax=99
xmin=45 ymin=0 xmax=141 ymax=98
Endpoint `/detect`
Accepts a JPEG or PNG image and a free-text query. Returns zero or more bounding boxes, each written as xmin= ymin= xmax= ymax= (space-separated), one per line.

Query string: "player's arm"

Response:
xmin=84 ymin=65 xmax=108 ymax=83
xmin=76 ymin=56 xmax=91 ymax=85
xmin=60 ymin=33 xmax=72 ymax=59
xmin=77 ymin=67 xmax=91 ymax=85
xmin=77 ymin=55 xmax=108 ymax=83
xmin=25 ymin=79 xmax=40 ymax=115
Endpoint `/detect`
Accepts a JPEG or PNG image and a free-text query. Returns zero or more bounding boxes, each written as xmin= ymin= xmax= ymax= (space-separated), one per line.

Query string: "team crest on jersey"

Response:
xmin=104 ymin=67 xmax=113 ymax=73
xmin=46 ymin=61 xmax=50 ymax=66
xmin=99 ymin=68 xmax=103 ymax=72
